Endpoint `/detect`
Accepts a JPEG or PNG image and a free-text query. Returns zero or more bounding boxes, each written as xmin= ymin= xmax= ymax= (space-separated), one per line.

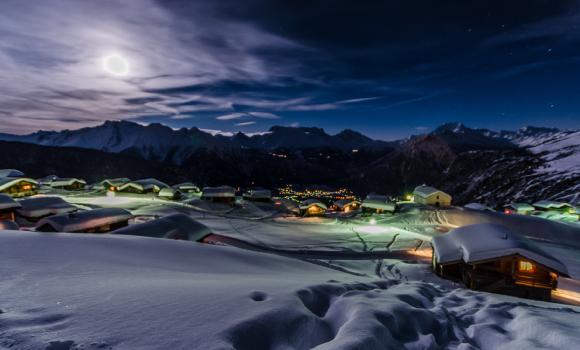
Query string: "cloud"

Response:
xmin=216 ymin=113 xmax=247 ymax=120
xmin=235 ymin=121 xmax=256 ymax=126
xmin=247 ymin=112 xmax=281 ymax=119
xmin=0 ymin=0 xmax=308 ymax=133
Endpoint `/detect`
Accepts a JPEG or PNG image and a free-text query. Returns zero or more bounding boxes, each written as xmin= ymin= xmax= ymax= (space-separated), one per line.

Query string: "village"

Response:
xmin=0 ymin=167 xmax=578 ymax=306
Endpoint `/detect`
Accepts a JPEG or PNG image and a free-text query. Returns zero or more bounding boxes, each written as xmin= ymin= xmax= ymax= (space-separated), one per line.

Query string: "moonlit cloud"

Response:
xmin=0 ymin=0 xmax=579 ymax=137
xmin=216 ymin=113 xmax=247 ymax=121
xmin=247 ymin=112 xmax=281 ymax=119
xmin=235 ymin=121 xmax=256 ymax=126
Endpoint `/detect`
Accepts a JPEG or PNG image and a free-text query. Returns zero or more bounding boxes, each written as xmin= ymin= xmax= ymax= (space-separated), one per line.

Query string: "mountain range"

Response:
xmin=0 ymin=121 xmax=578 ymax=205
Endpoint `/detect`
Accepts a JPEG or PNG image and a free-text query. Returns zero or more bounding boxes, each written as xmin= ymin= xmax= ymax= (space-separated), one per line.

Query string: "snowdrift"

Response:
xmin=0 ymin=231 xmax=579 ymax=349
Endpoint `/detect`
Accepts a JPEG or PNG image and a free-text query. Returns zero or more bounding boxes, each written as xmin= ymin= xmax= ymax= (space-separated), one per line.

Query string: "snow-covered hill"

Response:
xmin=1 ymin=230 xmax=579 ymax=349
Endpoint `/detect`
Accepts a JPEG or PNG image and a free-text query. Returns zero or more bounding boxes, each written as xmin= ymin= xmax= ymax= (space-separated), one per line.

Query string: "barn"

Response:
xmin=36 ymin=208 xmax=132 ymax=233
xmin=413 ymin=185 xmax=452 ymax=207
xmin=432 ymin=223 xmax=569 ymax=301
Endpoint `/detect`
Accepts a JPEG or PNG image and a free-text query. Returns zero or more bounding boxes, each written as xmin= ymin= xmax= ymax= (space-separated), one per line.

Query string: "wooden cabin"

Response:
xmin=243 ymin=188 xmax=272 ymax=202
xmin=117 ymin=178 xmax=169 ymax=194
xmin=0 ymin=194 xmax=21 ymax=221
xmin=464 ymin=203 xmax=495 ymax=212
xmin=0 ymin=178 xmax=39 ymax=198
xmin=158 ymin=188 xmax=182 ymax=200
xmin=299 ymin=199 xmax=327 ymax=217
xmin=100 ymin=178 xmax=131 ymax=191
xmin=37 ymin=175 xmax=58 ymax=186
xmin=532 ymin=200 xmax=573 ymax=213
xmin=201 ymin=186 xmax=236 ymax=205
xmin=16 ymin=196 xmax=77 ymax=221
xmin=35 ymin=208 xmax=132 ymax=233
xmin=432 ymin=223 xmax=570 ymax=301
xmin=113 ymin=213 xmax=212 ymax=242
xmin=413 ymin=185 xmax=452 ymax=207
xmin=173 ymin=182 xmax=201 ymax=194
xmin=361 ymin=195 xmax=396 ymax=214
xmin=50 ymin=178 xmax=87 ymax=191
xmin=503 ymin=203 xmax=534 ymax=215
xmin=332 ymin=199 xmax=360 ymax=213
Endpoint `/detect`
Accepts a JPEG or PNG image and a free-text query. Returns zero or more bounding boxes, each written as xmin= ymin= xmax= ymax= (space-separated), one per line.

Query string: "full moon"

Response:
xmin=103 ymin=54 xmax=129 ymax=76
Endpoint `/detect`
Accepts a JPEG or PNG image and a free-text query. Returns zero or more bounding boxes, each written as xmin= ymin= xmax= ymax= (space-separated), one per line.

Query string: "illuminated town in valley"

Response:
xmin=0 ymin=1 xmax=579 ymax=349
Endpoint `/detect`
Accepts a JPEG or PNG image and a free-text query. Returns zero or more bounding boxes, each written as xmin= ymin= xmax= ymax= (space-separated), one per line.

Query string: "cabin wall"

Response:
xmin=415 ymin=193 xmax=452 ymax=207
xmin=1 ymin=182 xmax=38 ymax=198
xmin=433 ymin=255 xmax=558 ymax=301
xmin=0 ymin=209 xmax=16 ymax=221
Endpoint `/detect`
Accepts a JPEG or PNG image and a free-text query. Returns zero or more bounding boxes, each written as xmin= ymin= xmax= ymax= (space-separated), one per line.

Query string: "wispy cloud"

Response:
xmin=235 ymin=121 xmax=256 ymax=126
xmin=216 ymin=113 xmax=247 ymax=121
xmin=247 ymin=112 xmax=281 ymax=119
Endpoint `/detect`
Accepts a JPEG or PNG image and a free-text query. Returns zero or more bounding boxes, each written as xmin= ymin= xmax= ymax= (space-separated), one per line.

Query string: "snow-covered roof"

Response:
xmin=118 ymin=178 xmax=169 ymax=192
xmin=112 ymin=213 xmax=212 ymax=242
xmin=464 ymin=203 xmax=495 ymax=212
xmin=0 ymin=194 xmax=21 ymax=210
xmin=361 ymin=198 xmax=395 ymax=211
xmin=413 ymin=185 xmax=450 ymax=199
xmin=50 ymin=178 xmax=87 ymax=187
xmin=432 ymin=223 xmax=569 ymax=277
xmin=333 ymin=199 xmax=360 ymax=209
xmin=101 ymin=178 xmax=131 ymax=188
xmin=0 ymin=169 xmax=24 ymax=178
xmin=533 ymin=200 xmax=573 ymax=209
xmin=172 ymin=182 xmax=200 ymax=191
xmin=158 ymin=187 xmax=181 ymax=198
xmin=504 ymin=203 xmax=535 ymax=211
xmin=299 ymin=199 xmax=328 ymax=210
xmin=16 ymin=196 xmax=77 ymax=218
xmin=202 ymin=186 xmax=236 ymax=198
xmin=0 ymin=177 xmax=38 ymax=191
xmin=244 ymin=188 xmax=272 ymax=199
xmin=36 ymin=208 xmax=132 ymax=232
xmin=37 ymin=175 xmax=58 ymax=185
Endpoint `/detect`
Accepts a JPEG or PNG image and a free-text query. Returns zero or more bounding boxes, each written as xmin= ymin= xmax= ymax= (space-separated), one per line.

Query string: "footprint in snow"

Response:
xmin=249 ymin=291 xmax=269 ymax=302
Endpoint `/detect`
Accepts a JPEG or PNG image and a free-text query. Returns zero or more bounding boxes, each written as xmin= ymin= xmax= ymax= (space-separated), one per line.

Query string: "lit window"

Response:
xmin=518 ymin=260 xmax=535 ymax=273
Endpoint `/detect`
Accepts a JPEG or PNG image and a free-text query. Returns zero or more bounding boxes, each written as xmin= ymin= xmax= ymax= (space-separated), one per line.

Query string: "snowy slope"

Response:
xmin=512 ymin=128 xmax=580 ymax=175
xmin=1 ymin=230 xmax=580 ymax=349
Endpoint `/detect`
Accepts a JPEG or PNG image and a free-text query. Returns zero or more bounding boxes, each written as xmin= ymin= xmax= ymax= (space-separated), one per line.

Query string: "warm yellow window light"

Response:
xmin=518 ymin=260 xmax=535 ymax=273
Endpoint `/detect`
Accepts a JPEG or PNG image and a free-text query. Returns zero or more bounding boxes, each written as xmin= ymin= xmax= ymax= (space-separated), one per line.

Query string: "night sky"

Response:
xmin=1 ymin=0 xmax=579 ymax=139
